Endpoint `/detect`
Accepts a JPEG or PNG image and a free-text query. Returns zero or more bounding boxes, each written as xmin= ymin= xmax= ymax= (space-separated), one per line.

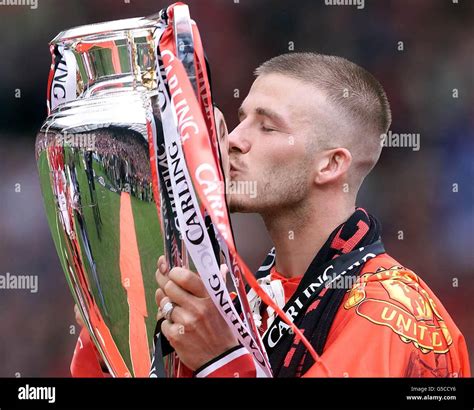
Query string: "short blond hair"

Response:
xmin=256 ymin=52 xmax=391 ymax=187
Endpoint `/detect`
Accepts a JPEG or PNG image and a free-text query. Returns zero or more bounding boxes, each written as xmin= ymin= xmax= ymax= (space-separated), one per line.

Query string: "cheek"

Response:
xmin=259 ymin=136 xmax=306 ymax=169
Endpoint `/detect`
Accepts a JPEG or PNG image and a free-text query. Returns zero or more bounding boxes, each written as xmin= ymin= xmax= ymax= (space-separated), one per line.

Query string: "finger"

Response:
xmin=161 ymin=319 xmax=172 ymax=340
xmin=159 ymin=295 xmax=172 ymax=311
xmin=159 ymin=296 xmax=178 ymax=323
xmin=158 ymin=255 xmax=169 ymax=274
xmin=166 ymin=280 xmax=202 ymax=313
xmin=155 ymin=256 xmax=169 ymax=288
xmin=156 ymin=268 xmax=170 ymax=292
xmin=168 ymin=267 xmax=208 ymax=298
xmin=165 ymin=280 xmax=199 ymax=308
xmin=161 ymin=319 xmax=182 ymax=346
xmin=155 ymin=288 xmax=166 ymax=308
xmin=168 ymin=305 xmax=188 ymax=324
xmin=157 ymin=255 xmax=165 ymax=268
xmin=158 ymin=294 xmax=187 ymax=324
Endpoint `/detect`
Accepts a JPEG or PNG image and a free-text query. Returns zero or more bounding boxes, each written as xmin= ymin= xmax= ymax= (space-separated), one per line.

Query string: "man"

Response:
xmin=154 ymin=52 xmax=470 ymax=378
xmin=73 ymin=53 xmax=470 ymax=377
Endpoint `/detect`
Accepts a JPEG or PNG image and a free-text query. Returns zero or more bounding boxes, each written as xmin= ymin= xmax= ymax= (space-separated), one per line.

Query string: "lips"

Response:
xmin=229 ymin=157 xmax=247 ymax=179
xmin=229 ymin=163 xmax=243 ymax=176
xmin=230 ymin=158 xmax=244 ymax=171
xmin=229 ymin=168 xmax=239 ymax=178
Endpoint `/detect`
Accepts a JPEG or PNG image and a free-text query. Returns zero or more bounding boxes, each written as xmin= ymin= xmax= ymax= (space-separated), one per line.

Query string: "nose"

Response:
xmin=228 ymin=122 xmax=251 ymax=155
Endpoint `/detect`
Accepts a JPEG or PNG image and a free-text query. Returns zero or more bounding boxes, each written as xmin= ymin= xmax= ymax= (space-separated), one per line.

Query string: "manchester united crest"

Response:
xmin=344 ymin=266 xmax=453 ymax=354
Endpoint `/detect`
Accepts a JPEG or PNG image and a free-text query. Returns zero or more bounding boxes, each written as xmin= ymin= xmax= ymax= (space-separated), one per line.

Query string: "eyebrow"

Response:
xmin=238 ymin=106 xmax=290 ymax=129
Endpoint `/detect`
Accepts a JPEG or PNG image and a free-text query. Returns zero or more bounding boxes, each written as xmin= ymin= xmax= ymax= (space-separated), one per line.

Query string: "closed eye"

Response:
xmin=261 ymin=125 xmax=276 ymax=133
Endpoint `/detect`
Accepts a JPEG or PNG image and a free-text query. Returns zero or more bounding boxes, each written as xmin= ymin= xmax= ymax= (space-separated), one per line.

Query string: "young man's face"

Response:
xmin=227 ymin=73 xmax=326 ymax=214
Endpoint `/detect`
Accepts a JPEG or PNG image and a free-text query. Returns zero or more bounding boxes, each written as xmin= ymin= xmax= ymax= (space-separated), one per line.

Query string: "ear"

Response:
xmin=314 ymin=148 xmax=352 ymax=185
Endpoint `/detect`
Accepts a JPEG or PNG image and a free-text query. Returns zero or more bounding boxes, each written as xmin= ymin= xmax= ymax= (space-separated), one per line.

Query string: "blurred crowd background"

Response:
xmin=0 ymin=0 xmax=472 ymax=376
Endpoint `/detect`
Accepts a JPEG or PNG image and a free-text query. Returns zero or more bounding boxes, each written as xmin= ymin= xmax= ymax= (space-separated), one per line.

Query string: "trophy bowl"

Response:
xmin=35 ymin=15 xmax=165 ymax=377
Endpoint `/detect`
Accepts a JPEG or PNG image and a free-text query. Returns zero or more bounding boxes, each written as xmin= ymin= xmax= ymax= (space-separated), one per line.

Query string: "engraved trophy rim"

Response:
xmin=47 ymin=14 xmax=163 ymax=109
xmin=50 ymin=16 xmax=158 ymax=45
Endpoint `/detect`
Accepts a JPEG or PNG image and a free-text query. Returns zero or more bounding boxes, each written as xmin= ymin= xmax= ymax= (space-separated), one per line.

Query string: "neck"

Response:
xmin=261 ymin=195 xmax=354 ymax=279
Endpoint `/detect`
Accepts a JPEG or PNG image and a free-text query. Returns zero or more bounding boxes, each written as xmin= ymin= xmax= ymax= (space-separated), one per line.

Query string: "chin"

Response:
xmin=228 ymin=196 xmax=255 ymax=213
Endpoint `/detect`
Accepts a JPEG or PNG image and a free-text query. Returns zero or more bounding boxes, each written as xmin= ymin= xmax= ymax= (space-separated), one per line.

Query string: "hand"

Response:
xmin=155 ymin=258 xmax=238 ymax=371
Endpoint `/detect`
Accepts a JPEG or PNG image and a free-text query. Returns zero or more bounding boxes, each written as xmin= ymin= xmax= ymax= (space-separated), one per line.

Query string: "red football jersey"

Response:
xmin=71 ymin=253 xmax=471 ymax=378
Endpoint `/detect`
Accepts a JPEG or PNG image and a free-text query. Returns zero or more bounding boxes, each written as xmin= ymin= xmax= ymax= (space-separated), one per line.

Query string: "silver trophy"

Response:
xmin=35 ymin=6 xmax=207 ymax=377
